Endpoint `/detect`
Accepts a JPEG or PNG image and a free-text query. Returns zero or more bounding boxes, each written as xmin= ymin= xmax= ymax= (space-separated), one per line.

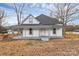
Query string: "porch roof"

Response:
xmin=11 ymin=24 xmax=63 ymax=29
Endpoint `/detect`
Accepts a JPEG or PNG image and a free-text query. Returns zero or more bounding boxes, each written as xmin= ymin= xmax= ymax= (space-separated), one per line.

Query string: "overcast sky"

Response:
xmin=0 ymin=3 xmax=79 ymax=26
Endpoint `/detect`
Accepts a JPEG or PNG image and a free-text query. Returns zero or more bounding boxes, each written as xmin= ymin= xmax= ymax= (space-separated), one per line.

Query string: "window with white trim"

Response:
xmin=29 ymin=28 xmax=32 ymax=35
xmin=29 ymin=17 xmax=33 ymax=24
xmin=53 ymin=28 xmax=56 ymax=34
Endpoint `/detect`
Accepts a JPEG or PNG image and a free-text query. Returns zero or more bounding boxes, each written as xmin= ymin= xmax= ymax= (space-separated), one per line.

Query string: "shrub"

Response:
xmin=0 ymin=26 xmax=7 ymax=34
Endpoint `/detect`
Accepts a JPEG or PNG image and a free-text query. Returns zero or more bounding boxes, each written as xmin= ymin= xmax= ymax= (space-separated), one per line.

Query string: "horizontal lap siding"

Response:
xmin=39 ymin=29 xmax=49 ymax=36
xmin=56 ymin=28 xmax=63 ymax=37
xmin=23 ymin=29 xmax=39 ymax=37
xmin=49 ymin=29 xmax=56 ymax=36
xmin=49 ymin=28 xmax=63 ymax=37
xmin=22 ymin=28 xmax=63 ymax=38
xmin=33 ymin=30 xmax=39 ymax=37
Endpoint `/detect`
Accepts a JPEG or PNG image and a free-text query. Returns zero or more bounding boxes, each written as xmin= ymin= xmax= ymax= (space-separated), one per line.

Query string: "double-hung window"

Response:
xmin=53 ymin=28 xmax=56 ymax=34
xmin=29 ymin=28 xmax=32 ymax=35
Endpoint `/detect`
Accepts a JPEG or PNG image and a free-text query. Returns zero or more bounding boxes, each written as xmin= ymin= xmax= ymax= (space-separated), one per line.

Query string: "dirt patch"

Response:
xmin=0 ymin=34 xmax=17 ymax=41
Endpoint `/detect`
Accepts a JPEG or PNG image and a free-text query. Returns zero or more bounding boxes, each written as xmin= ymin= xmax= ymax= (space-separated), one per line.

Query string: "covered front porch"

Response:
xmin=12 ymin=25 xmax=63 ymax=41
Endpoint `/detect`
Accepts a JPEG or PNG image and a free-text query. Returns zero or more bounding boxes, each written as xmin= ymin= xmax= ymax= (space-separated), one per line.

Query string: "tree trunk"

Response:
xmin=63 ymin=22 xmax=67 ymax=37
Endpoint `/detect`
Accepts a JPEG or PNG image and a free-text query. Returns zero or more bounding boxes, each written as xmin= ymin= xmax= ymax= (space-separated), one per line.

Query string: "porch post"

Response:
xmin=39 ymin=29 xmax=40 ymax=38
xmin=48 ymin=28 xmax=50 ymax=38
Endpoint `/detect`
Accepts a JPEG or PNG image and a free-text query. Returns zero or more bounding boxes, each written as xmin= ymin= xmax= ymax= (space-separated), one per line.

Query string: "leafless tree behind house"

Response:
xmin=12 ymin=3 xmax=28 ymax=25
xmin=50 ymin=3 xmax=79 ymax=26
xmin=0 ymin=9 xmax=6 ymax=26
xmin=11 ymin=3 xmax=31 ymax=33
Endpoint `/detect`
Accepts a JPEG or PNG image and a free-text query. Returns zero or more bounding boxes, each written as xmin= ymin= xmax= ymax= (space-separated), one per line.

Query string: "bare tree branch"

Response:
xmin=50 ymin=3 xmax=79 ymax=26
xmin=12 ymin=3 xmax=26 ymax=25
xmin=0 ymin=9 xmax=6 ymax=26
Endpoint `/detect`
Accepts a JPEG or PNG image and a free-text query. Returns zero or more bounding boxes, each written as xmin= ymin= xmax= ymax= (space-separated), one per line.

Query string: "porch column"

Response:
xmin=48 ymin=28 xmax=50 ymax=38
xmin=39 ymin=29 xmax=40 ymax=38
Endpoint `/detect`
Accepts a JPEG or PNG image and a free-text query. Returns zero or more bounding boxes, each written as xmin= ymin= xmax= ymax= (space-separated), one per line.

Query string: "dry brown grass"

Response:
xmin=65 ymin=32 xmax=79 ymax=40
xmin=0 ymin=32 xmax=78 ymax=56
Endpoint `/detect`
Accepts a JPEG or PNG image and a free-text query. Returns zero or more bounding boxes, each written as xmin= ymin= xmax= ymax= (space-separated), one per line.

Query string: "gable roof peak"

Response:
xmin=21 ymin=14 xmax=35 ymax=24
xmin=38 ymin=14 xmax=47 ymax=16
xmin=28 ymin=14 xmax=34 ymax=17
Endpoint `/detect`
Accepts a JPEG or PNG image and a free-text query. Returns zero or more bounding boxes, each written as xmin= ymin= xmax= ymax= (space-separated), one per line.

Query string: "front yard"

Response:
xmin=0 ymin=32 xmax=79 ymax=56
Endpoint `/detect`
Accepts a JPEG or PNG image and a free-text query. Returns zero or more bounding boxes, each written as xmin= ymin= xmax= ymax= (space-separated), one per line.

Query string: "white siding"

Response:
xmin=48 ymin=28 xmax=63 ymax=37
xmin=22 ymin=28 xmax=63 ymax=38
xmin=33 ymin=30 xmax=39 ymax=37
xmin=23 ymin=16 xmax=40 ymax=24
xmin=49 ymin=29 xmax=57 ymax=36
xmin=40 ymin=29 xmax=49 ymax=36
xmin=23 ymin=29 xmax=39 ymax=37
xmin=56 ymin=28 xmax=63 ymax=37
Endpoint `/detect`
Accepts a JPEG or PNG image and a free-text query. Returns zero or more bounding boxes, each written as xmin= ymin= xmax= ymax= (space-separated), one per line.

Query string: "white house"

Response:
xmin=12 ymin=14 xmax=63 ymax=41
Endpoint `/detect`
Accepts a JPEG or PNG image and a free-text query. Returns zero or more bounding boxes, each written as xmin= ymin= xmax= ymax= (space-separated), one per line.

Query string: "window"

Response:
xmin=53 ymin=28 xmax=56 ymax=34
xmin=29 ymin=28 xmax=32 ymax=35
xmin=20 ymin=28 xmax=23 ymax=34
xmin=29 ymin=17 xmax=33 ymax=24
xmin=29 ymin=19 xmax=32 ymax=24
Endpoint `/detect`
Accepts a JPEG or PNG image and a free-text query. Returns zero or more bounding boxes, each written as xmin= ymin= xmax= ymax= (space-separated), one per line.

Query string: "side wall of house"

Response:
xmin=49 ymin=27 xmax=63 ymax=38
xmin=56 ymin=28 xmax=63 ymax=37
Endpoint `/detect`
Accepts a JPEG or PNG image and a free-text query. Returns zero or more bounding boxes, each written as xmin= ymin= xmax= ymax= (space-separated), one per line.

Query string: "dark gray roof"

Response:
xmin=21 ymin=14 xmax=61 ymax=25
xmin=35 ymin=14 xmax=60 ymax=25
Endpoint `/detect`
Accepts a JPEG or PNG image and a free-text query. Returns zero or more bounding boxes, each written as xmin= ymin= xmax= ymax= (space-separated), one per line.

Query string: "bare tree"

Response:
xmin=47 ymin=3 xmax=79 ymax=35
xmin=12 ymin=3 xmax=28 ymax=25
xmin=11 ymin=3 xmax=30 ymax=34
xmin=0 ymin=9 xmax=6 ymax=26
xmin=50 ymin=3 xmax=79 ymax=26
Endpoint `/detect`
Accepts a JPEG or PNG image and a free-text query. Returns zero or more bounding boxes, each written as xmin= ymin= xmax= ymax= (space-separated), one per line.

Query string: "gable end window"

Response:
xmin=29 ymin=28 xmax=32 ymax=35
xmin=29 ymin=17 xmax=33 ymax=24
xmin=29 ymin=19 xmax=32 ymax=24
xmin=53 ymin=28 xmax=56 ymax=34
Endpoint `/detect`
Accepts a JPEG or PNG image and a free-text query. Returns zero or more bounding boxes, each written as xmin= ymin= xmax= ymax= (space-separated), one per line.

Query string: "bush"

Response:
xmin=0 ymin=26 xmax=8 ymax=34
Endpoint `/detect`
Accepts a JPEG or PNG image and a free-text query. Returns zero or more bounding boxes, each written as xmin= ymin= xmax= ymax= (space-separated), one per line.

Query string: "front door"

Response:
xmin=40 ymin=29 xmax=49 ymax=37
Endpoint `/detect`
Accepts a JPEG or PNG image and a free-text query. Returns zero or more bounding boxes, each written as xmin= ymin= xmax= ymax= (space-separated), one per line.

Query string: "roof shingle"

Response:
xmin=36 ymin=14 xmax=60 ymax=25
